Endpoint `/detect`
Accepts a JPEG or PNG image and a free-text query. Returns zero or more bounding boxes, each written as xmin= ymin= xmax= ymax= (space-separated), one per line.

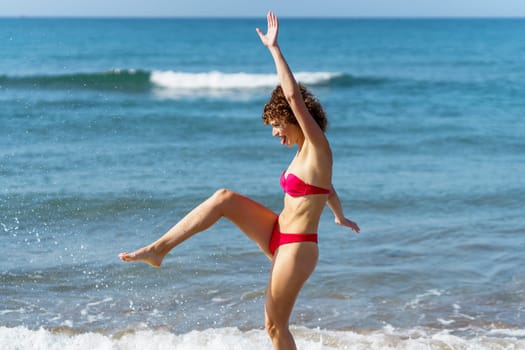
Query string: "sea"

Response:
xmin=1 ymin=17 xmax=524 ymax=349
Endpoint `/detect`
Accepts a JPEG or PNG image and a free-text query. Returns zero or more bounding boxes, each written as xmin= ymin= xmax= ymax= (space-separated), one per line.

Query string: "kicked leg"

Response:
xmin=119 ymin=189 xmax=277 ymax=266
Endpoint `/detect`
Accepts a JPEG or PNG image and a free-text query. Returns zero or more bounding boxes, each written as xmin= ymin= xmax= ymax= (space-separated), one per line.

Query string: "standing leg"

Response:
xmin=119 ymin=188 xmax=277 ymax=266
xmin=265 ymin=242 xmax=319 ymax=350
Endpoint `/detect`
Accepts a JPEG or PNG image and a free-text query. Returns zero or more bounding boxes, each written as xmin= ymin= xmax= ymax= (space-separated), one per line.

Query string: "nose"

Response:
xmin=272 ymin=127 xmax=279 ymax=136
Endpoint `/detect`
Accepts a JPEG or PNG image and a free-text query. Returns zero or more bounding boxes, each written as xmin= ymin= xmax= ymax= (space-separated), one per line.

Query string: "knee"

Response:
xmin=210 ymin=188 xmax=240 ymax=210
xmin=211 ymin=188 xmax=236 ymax=203
xmin=265 ymin=318 xmax=278 ymax=339
xmin=265 ymin=317 xmax=288 ymax=341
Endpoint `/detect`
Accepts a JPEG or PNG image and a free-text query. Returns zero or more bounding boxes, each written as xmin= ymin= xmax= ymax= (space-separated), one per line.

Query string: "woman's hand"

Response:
xmin=256 ymin=11 xmax=279 ymax=48
xmin=335 ymin=217 xmax=361 ymax=233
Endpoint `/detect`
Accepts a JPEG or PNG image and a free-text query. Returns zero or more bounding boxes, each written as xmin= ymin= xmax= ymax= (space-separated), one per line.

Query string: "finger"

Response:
xmin=268 ymin=11 xmax=277 ymax=27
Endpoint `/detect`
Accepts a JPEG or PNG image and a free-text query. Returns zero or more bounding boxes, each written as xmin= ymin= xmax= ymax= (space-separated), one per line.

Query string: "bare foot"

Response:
xmin=118 ymin=246 xmax=164 ymax=267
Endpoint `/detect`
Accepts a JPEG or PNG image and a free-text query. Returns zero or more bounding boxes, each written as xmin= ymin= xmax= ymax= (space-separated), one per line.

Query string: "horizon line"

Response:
xmin=1 ymin=14 xmax=525 ymax=20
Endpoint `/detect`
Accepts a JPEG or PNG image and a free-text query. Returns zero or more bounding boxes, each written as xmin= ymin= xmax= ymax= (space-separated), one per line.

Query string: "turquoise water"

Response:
xmin=1 ymin=18 xmax=524 ymax=349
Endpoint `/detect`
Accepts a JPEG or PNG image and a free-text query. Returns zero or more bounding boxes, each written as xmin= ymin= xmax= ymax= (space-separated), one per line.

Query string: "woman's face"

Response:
xmin=270 ymin=120 xmax=302 ymax=147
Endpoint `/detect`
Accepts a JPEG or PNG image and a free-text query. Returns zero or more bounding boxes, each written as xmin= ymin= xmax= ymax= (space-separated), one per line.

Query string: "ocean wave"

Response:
xmin=0 ymin=70 xmax=379 ymax=94
xmin=1 ymin=325 xmax=524 ymax=350
xmin=0 ymin=70 xmax=151 ymax=92
xmin=149 ymin=70 xmax=346 ymax=90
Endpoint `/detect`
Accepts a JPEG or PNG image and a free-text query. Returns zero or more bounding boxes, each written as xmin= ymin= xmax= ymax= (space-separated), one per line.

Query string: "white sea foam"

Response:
xmin=404 ymin=289 xmax=444 ymax=309
xmin=1 ymin=325 xmax=524 ymax=350
xmin=150 ymin=70 xmax=340 ymax=90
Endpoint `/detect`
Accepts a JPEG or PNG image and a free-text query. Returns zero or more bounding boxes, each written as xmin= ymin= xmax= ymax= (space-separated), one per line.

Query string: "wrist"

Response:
xmin=334 ymin=215 xmax=345 ymax=223
xmin=268 ymin=45 xmax=281 ymax=55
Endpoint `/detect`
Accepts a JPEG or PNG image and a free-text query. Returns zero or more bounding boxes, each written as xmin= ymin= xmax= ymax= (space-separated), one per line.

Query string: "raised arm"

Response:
xmin=256 ymin=11 xmax=327 ymax=146
xmin=327 ymin=186 xmax=360 ymax=233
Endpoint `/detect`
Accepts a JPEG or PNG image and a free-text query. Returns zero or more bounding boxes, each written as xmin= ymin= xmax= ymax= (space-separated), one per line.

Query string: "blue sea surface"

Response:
xmin=1 ymin=18 xmax=524 ymax=349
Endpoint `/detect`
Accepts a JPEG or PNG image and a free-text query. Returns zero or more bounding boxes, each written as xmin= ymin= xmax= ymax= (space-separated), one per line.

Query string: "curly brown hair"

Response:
xmin=262 ymin=84 xmax=328 ymax=132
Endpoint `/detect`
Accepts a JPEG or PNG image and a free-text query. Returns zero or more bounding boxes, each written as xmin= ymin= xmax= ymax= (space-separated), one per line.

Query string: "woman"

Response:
xmin=119 ymin=11 xmax=360 ymax=350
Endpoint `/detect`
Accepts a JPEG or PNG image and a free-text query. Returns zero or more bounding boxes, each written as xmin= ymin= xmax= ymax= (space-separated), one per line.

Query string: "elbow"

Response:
xmin=328 ymin=186 xmax=336 ymax=199
xmin=282 ymin=84 xmax=300 ymax=104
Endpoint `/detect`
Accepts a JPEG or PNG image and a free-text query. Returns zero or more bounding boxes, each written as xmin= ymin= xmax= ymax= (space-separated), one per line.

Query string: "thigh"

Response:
xmin=265 ymin=243 xmax=319 ymax=325
xmin=220 ymin=190 xmax=278 ymax=257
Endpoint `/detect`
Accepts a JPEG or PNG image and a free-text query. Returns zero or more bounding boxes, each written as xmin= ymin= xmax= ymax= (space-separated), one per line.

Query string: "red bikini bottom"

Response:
xmin=269 ymin=218 xmax=318 ymax=256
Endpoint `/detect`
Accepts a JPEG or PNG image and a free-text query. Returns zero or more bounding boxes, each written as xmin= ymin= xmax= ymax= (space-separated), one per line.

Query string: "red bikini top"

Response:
xmin=280 ymin=171 xmax=331 ymax=197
